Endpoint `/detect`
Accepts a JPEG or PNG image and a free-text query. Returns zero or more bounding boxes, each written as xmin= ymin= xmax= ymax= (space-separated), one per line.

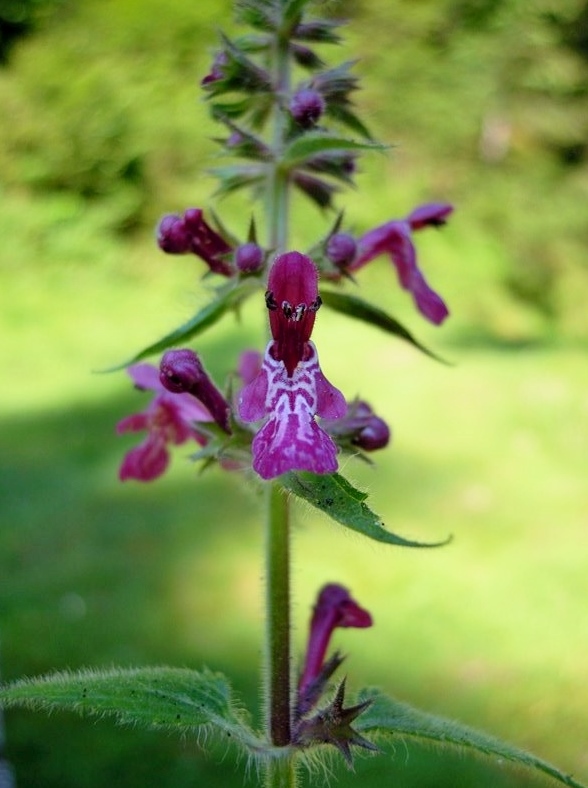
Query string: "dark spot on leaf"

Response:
xmin=324 ymin=497 xmax=334 ymax=506
xmin=176 ymin=714 xmax=181 ymax=720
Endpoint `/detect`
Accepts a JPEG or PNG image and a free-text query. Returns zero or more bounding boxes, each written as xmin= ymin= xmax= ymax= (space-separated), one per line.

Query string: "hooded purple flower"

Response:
xmin=117 ymin=364 xmax=212 ymax=482
xmin=238 ymin=252 xmax=346 ymax=480
xmin=157 ymin=208 xmax=234 ymax=277
xmin=328 ymin=203 xmax=453 ymax=324
xmin=299 ymin=584 xmax=373 ymax=701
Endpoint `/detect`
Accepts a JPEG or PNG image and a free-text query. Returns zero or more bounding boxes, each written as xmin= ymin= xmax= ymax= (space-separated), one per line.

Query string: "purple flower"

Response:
xmin=299 ymin=584 xmax=372 ymax=700
xmin=157 ymin=208 xmax=234 ymax=277
xmin=117 ymin=364 xmax=213 ymax=482
xmin=238 ymin=252 xmax=346 ymax=480
xmin=340 ymin=203 xmax=453 ymax=324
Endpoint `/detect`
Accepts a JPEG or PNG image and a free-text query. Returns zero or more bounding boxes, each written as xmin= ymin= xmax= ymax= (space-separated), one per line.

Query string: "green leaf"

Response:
xmin=326 ymin=104 xmax=375 ymax=141
xmin=355 ymin=689 xmax=587 ymax=788
xmin=106 ymin=281 xmax=259 ymax=370
xmin=282 ymin=132 xmax=386 ymax=168
xmin=280 ymin=472 xmax=450 ymax=548
xmin=0 ymin=667 xmax=260 ymax=749
xmin=320 ymin=289 xmax=449 ymax=364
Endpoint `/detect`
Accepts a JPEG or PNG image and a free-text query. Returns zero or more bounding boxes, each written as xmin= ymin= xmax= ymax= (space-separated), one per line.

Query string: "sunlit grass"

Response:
xmin=1 ymin=222 xmax=587 ymax=787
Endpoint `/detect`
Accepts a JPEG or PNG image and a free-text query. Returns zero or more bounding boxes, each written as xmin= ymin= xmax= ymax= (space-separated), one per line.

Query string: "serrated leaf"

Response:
xmin=355 ymin=689 xmax=587 ymax=788
xmin=280 ymin=472 xmax=450 ymax=548
xmin=106 ymin=281 xmax=258 ymax=371
xmin=282 ymin=132 xmax=386 ymax=168
xmin=0 ymin=667 xmax=260 ymax=749
xmin=320 ymin=289 xmax=449 ymax=364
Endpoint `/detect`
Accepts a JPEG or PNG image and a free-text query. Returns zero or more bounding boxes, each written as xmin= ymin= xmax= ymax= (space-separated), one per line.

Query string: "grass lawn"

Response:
xmin=1 ymin=230 xmax=587 ymax=787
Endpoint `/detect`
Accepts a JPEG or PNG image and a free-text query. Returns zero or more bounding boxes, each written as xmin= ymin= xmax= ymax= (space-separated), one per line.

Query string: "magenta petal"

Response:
xmin=171 ymin=392 xmax=213 ymax=424
xmin=314 ymin=367 xmax=347 ymax=419
xmin=252 ymin=416 xmax=338 ymax=480
xmin=239 ymin=365 xmax=269 ymax=422
xmin=238 ymin=350 xmax=263 ymax=385
xmin=410 ymin=269 xmax=450 ymax=324
xmin=119 ymin=437 xmax=170 ymax=482
xmin=407 ymin=202 xmax=453 ymax=230
xmin=127 ymin=363 xmax=164 ymax=392
xmin=116 ymin=412 xmax=149 ymax=434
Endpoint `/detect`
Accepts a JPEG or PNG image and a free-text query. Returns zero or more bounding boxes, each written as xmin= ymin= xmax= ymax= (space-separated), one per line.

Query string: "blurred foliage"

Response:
xmin=0 ymin=0 xmax=587 ymax=331
xmin=0 ymin=0 xmax=65 ymax=61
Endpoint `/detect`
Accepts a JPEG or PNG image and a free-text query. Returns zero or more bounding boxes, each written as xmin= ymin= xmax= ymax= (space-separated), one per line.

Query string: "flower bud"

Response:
xmin=156 ymin=214 xmax=191 ymax=254
xmin=235 ymin=242 xmax=264 ymax=273
xmin=353 ymin=415 xmax=390 ymax=451
xmin=160 ymin=349 xmax=231 ymax=434
xmin=290 ymin=88 xmax=326 ymax=128
xmin=326 ymin=232 xmax=357 ymax=269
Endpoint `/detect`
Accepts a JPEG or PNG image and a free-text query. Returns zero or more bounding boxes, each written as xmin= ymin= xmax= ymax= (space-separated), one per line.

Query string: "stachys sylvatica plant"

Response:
xmin=1 ymin=2 xmax=585 ymax=787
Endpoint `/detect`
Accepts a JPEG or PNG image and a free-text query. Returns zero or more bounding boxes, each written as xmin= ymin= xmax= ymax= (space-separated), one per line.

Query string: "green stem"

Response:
xmin=266 ymin=25 xmax=291 ymax=254
xmin=265 ymin=481 xmax=291 ymax=746
xmin=263 ymin=10 xmax=296 ymax=788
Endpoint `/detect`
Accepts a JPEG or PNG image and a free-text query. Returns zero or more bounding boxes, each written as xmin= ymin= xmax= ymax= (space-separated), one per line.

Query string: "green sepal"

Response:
xmin=210 ymin=99 xmax=251 ymax=121
xmin=280 ymin=472 xmax=450 ymax=548
xmin=0 ymin=666 xmax=260 ymax=750
xmin=292 ymin=19 xmax=344 ymax=45
xmin=283 ymin=0 xmax=314 ymax=25
xmin=106 ymin=280 xmax=260 ymax=370
xmin=282 ymin=132 xmax=386 ymax=169
xmin=355 ymin=689 xmax=588 ymax=788
xmin=320 ymin=289 xmax=449 ymax=364
xmin=210 ymin=164 xmax=266 ymax=198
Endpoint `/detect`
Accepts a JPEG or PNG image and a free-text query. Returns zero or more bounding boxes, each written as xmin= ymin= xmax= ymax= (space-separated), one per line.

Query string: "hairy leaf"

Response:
xmin=0 ymin=667 xmax=260 ymax=749
xmin=356 ymin=689 xmax=587 ymax=788
xmin=281 ymin=472 xmax=450 ymax=548
xmin=320 ymin=289 xmax=448 ymax=363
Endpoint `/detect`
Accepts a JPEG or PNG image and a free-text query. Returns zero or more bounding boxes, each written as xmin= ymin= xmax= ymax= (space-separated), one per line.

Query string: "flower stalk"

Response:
xmin=265 ymin=482 xmax=292 ymax=748
xmin=264 ymin=7 xmax=294 ymax=777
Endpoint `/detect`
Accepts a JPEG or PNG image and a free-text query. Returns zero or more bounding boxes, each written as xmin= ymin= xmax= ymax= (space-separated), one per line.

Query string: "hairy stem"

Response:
xmin=263 ymin=10 xmax=297 ymax=788
xmin=265 ymin=482 xmax=292 ymax=746
xmin=266 ymin=19 xmax=291 ymax=254
xmin=264 ymin=753 xmax=297 ymax=788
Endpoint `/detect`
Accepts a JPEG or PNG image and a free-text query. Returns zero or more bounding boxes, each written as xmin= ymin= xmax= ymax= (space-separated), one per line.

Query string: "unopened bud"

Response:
xmin=235 ymin=242 xmax=264 ymax=273
xmin=353 ymin=415 xmax=390 ymax=451
xmin=157 ymin=214 xmax=191 ymax=254
xmin=290 ymin=88 xmax=325 ymax=128
xmin=326 ymin=232 xmax=357 ymax=269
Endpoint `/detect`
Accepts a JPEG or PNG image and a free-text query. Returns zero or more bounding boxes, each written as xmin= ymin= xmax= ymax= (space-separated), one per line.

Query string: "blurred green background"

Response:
xmin=1 ymin=0 xmax=587 ymax=786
